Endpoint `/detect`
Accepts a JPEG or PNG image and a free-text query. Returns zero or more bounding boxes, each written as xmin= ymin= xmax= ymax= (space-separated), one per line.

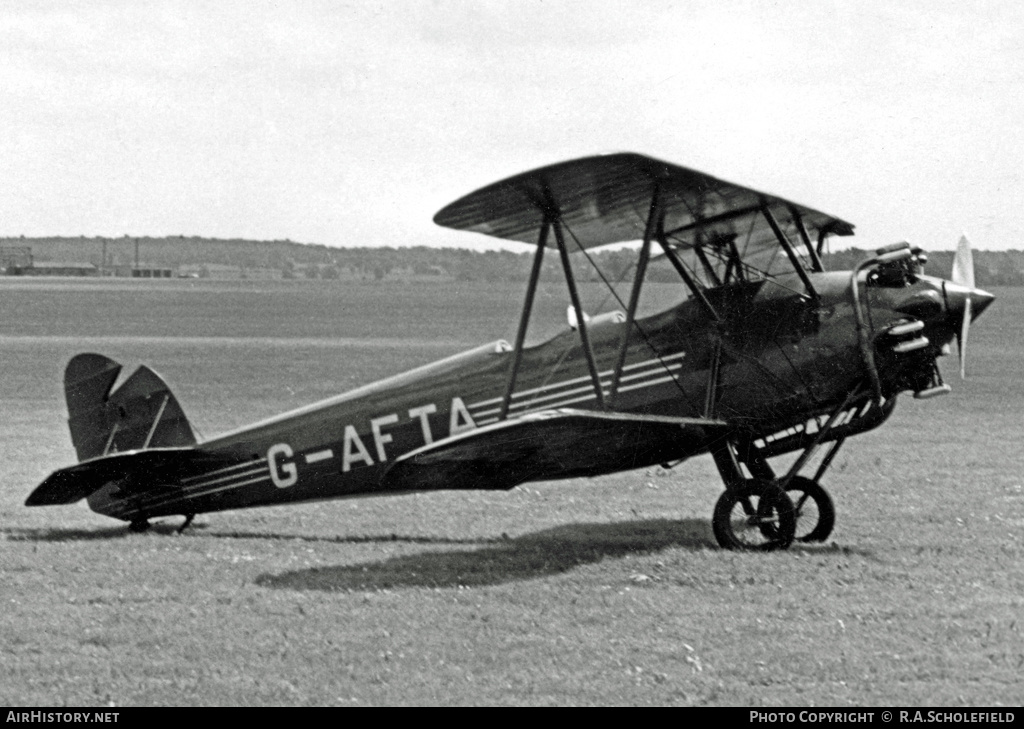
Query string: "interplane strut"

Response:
xmin=500 ymin=220 xmax=548 ymax=420
xmin=553 ymin=217 xmax=606 ymax=409
xmin=608 ymin=186 xmax=660 ymax=402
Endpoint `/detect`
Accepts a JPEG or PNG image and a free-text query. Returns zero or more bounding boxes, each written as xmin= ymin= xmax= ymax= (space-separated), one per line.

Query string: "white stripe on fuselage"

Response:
xmin=468 ymin=350 xmax=686 ymax=410
xmin=470 ymin=361 xmax=684 ymax=419
xmin=181 ymin=458 xmax=267 ymax=484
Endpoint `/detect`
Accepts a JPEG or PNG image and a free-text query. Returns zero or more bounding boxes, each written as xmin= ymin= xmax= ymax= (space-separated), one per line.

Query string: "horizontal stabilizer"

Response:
xmin=26 ymin=447 xmax=224 ymax=507
xmin=380 ymin=408 xmax=729 ymax=492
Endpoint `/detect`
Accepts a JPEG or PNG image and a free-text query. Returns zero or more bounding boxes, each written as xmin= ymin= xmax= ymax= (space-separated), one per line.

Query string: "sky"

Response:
xmin=0 ymin=0 xmax=1021 ymax=252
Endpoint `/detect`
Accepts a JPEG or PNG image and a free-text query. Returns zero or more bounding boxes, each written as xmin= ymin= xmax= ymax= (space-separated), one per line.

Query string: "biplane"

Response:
xmin=26 ymin=153 xmax=994 ymax=549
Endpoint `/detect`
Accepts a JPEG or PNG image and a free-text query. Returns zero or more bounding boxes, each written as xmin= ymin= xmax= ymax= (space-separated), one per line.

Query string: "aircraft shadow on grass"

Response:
xmin=2 ymin=521 xmax=504 ymax=544
xmin=5 ymin=518 xmax=875 ymax=591
xmin=4 ymin=525 xmax=142 ymax=542
xmin=253 ymin=518 xmax=715 ymax=591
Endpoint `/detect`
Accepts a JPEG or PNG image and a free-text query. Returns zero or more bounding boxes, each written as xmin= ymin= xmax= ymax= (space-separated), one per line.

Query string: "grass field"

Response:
xmin=1 ymin=277 xmax=1022 ymax=706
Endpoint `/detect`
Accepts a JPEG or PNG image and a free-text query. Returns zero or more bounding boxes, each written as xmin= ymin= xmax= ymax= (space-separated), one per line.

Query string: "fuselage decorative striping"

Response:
xmin=470 ymin=360 xmax=684 ymax=418
xmin=468 ymin=351 xmax=686 ymax=410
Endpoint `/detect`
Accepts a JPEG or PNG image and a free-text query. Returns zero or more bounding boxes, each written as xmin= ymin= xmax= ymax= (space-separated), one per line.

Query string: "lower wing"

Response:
xmin=379 ymin=408 xmax=730 ymax=492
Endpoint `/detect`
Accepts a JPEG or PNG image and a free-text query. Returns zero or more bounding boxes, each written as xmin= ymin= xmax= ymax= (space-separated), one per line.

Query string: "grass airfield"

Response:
xmin=1 ymin=277 xmax=1022 ymax=706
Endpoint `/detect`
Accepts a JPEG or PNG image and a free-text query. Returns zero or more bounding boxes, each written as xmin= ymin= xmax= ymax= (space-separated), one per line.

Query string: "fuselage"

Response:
xmin=86 ymin=268 xmax=992 ymax=521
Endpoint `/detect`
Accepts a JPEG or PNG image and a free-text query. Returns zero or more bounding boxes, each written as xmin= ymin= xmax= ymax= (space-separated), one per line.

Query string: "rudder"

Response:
xmin=65 ymin=353 xmax=197 ymax=461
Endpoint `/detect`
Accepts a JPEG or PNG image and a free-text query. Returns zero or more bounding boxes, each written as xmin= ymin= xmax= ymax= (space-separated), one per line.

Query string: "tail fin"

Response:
xmin=65 ymin=353 xmax=197 ymax=461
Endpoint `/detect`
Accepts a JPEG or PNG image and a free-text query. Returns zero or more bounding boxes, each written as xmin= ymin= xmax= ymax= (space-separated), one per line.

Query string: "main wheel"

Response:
xmin=712 ymin=479 xmax=796 ymax=551
xmin=784 ymin=476 xmax=835 ymax=543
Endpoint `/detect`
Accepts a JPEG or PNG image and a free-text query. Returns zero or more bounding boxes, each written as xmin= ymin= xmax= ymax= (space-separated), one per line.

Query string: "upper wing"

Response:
xmin=434 ymin=152 xmax=854 ymax=279
xmin=378 ymin=408 xmax=730 ymax=492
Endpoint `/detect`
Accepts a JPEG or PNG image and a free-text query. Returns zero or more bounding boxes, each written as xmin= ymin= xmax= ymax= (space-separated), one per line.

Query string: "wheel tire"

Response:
xmin=784 ymin=476 xmax=835 ymax=543
xmin=712 ymin=479 xmax=796 ymax=551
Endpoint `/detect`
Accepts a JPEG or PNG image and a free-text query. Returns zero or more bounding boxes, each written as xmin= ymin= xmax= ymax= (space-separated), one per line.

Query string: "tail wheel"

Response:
xmin=785 ymin=476 xmax=835 ymax=543
xmin=712 ymin=479 xmax=796 ymax=551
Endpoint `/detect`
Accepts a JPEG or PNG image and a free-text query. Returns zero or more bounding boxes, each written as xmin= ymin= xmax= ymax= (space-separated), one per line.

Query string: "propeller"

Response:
xmin=950 ymin=234 xmax=975 ymax=379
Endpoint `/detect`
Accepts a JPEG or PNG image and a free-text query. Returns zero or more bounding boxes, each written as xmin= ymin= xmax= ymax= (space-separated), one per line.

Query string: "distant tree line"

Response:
xmin=3 ymin=236 xmax=1021 ymax=287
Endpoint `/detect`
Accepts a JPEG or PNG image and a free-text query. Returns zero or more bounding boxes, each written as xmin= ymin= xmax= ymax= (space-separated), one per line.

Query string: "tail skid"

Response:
xmin=65 ymin=353 xmax=196 ymax=462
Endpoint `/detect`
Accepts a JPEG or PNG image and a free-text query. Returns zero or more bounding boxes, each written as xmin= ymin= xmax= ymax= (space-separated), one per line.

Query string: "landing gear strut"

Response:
xmin=177 ymin=513 xmax=195 ymax=534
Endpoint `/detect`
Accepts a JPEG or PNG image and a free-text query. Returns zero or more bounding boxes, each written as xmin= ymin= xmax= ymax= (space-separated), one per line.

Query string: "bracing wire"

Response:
xmin=560 ymin=220 xmax=702 ymax=414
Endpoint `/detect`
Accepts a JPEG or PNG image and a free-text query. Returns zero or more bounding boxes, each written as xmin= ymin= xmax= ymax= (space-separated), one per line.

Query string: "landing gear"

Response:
xmin=177 ymin=513 xmax=196 ymax=534
xmin=784 ymin=476 xmax=835 ymax=543
xmin=128 ymin=518 xmax=150 ymax=533
xmin=712 ymin=479 xmax=796 ymax=551
xmin=710 ymin=428 xmax=845 ymax=550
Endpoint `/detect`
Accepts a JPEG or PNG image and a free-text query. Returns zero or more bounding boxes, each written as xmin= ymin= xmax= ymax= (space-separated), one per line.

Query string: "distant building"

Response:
xmin=108 ymin=264 xmax=175 ymax=278
xmin=14 ymin=261 xmax=98 ymax=277
xmin=0 ymin=246 xmax=33 ymax=273
xmin=129 ymin=267 xmax=174 ymax=278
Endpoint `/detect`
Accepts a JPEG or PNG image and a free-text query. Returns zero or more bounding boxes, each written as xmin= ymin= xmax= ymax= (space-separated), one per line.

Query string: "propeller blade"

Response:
xmin=957 ymin=296 xmax=971 ymax=379
xmin=951 ymin=234 xmax=975 ymax=288
xmin=952 ymin=234 xmax=974 ymax=379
